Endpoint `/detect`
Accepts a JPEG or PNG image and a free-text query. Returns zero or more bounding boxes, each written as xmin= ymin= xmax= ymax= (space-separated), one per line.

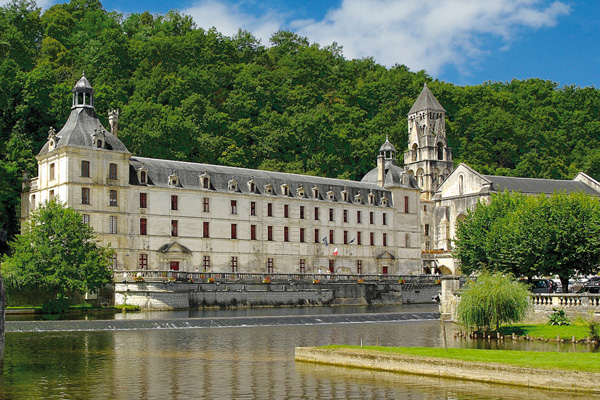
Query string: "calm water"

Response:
xmin=1 ymin=305 xmax=598 ymax=399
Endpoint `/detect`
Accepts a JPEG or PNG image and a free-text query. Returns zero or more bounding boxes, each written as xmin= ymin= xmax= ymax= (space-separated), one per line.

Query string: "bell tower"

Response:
xmin=403 ymin=83 xmax=453 ymax=200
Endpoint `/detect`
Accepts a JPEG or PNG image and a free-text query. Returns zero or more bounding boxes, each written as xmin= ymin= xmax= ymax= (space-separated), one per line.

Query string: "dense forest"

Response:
xmin=2 ymin=0 xmax=600 ymax=252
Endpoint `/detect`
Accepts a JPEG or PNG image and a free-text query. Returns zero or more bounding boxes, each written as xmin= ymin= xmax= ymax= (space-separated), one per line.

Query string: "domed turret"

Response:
xmin=72 ymin=72 xmax=95 ymax=109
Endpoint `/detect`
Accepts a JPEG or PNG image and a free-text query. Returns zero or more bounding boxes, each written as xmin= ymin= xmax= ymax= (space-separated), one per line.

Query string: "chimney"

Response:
xmin=377 ymin=153 xmax=385 ymax=187
xmin=108 ymin=109 xmax=119 ymax=137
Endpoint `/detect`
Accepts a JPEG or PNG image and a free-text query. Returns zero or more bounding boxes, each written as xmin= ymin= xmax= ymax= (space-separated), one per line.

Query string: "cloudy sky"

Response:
xmin=7 ymin=0 xmax=599 ymax=87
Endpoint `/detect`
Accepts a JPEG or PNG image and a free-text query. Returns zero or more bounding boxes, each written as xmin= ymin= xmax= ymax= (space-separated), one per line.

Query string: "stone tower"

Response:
xmin=403 ymin=84 xmax=453 ymax=200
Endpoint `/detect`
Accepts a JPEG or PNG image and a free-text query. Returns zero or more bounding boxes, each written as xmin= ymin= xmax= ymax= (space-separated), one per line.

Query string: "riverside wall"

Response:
xmin=295 ymin=347 xmax=600 ymax=394
xmin=114 ymin=282 xmax=439 ymax=310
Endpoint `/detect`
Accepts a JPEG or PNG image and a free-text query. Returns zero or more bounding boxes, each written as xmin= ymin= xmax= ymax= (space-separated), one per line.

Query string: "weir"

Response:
xmin=5 ymin=312 xmax=439 ymax=333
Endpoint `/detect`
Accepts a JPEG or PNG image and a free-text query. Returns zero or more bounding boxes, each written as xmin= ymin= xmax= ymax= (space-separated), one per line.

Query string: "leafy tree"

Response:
xmin=0 ymin=199 xmax=113 ymax=310
xmin=456 ymin=271 xmax=530 ymax=333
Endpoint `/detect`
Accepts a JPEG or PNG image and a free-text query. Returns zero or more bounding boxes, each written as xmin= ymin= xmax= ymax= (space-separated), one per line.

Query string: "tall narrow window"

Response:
xmin=383 ymin=233 xmax=387 ymax=246
xmin=140 ymin=170 xmax=147 ymax=184
xmin=404 ymin=196 xmax=409 ymax=213
xmin=140 ymin=193 xmax=147 ymax=208
xmin=109 ymin=216 xmax=117 ymax=234
xmin=329 ymin=229 xmax=334 ymax=245
xmin=31 ymin=195 xmax=36 ymax=210
xmin=343 ymin=210 xmax=348 ymax=223
xmin=139 ymin=254 xmax=148 ymax=269
xmin=171 ymin=195 xmax=178 ymax=210
xmin=344 ymin=230 xmax=348 ymax=244
xmin=140 ymin=218 xmax=147 ymax=235
xmin=49 ymin=163 xmax=55 ymax=180
xmin=329 ymin=208 xmax=334 ymax=222
xmin=329 ymin=259 xmax=334 ymax=273
xmin=251 ymin=224 xmax=257 ymax=240
xmin=357 ymin=231 xmax=362 ymax=245
xmin=370 ymin=232 xmax=374 ymax=246
xmin=300 ymin=228 xmax=305 ymax=243
xmin=314 ymin=228 xmax=320 ymax=244
xmin=268 ymin=226 xmax=273 ymax=241
xmin=425 ymin=224 xmax=430 ymax=236
xmin=231 ymin=200 xmax=237 ymax=214
xmin=284 ymin=226 xmax=289 ymax=242
xmin=82 ymin=188 xmax=90 ymax=205
xmin=81 ymin=160 xmax=90 ymax=177
xmin=356 ymin=260 xmax=362 ymax=274
xmin=284 ymin=204 xmax=289 ymax=218
xmin=382 ymin=213 xmax=387 ymax=225
xmin=82 ymin=214 xmax=90 ymax=225
xmin=357 ymin=211 xmax=361 ymax=224
xmin=203 ymin=197 xmax=209 ymax=212
xmin=171 ymin=220 xmax=178 ymax=237
xmin=231 ymin=257 xmax=238 ymax=272
xmin=300 ymin=206 xmax=305 ymax=219
xmin=268 ymin=203 xmax=273 ymax=217
xmin=203 ymin=256 xmax=210 ymax=270
xmin=250 ymin=201 xmax=256 ymax=216
xmin=231 ymin=223 xmax=237 ymax=239
xmin=405 ymin=233 xmax=410 ymax=247
xmin=314 ymin=207 xmax=319 ymax=220
xmin=109 ymin=190 xmax=117 ymax=206
xmin=266 ymin=258 xmax=274 ymax=273
xmin=203 ymin=222 xmax=210 ymax=238
xmin=299 ymin=259 xmax=306 ymax=273
xmin=109 ymin=163 xmax=117 ymax=180
xmin=370 ymin=212 xmax=374 ymax=224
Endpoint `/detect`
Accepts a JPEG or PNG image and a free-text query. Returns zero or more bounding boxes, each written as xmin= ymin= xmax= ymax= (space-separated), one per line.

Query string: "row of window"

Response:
xmin=48 ymin=161 xmax=119 ymax=181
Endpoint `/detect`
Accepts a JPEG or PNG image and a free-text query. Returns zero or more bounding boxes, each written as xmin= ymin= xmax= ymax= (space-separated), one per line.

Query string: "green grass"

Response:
xmin=324 ymin=345 xmax=600 ymax=372
xmin=498 ymin=324 xmax=594 ymax=340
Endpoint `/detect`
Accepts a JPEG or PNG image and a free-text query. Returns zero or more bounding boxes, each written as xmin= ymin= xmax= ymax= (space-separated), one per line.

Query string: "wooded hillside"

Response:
xmin=2 ymin=0 xmax=600 ymax=251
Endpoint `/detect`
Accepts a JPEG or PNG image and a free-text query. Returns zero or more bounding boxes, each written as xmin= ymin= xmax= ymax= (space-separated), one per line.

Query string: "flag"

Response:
xmin=322 ymin=237 xmax=328 ymax=246
xmin=333 ymin=247 xmax=338 ymax=256
xmin=348 ymin=238 xmax=356 ymax=244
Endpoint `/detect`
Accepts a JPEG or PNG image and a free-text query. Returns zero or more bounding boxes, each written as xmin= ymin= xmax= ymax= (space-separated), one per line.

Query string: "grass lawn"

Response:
xmin=498 ymin=324 xmax=595 ymax=340
xmin=324 ymin=345 xmax=600 ymax=372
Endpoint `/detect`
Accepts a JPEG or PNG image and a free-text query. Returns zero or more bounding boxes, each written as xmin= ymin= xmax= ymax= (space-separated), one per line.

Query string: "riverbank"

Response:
xmin=294 ymin=346 xmax=600 ymax=393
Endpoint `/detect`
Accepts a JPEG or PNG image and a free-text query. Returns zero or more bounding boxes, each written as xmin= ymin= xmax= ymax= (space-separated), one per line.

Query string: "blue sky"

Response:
xmin=14 ymin=0 xmax=600 ymax=87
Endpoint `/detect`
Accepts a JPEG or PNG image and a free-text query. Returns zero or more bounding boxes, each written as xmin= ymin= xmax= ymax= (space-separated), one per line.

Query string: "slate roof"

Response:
xmin=361 ymin=161 xmax=419 ymax=189
xmin=130 ymin=156 xmax=395 ymax=206
xmin=483 ymin=175 xmax=600 ymax=196
xmin=408 ymin=83 xmax=445 ymax=114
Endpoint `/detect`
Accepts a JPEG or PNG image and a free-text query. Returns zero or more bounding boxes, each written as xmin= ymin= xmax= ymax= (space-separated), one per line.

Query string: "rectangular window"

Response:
xmin=251 ymin=224 xmax=257 ymax=240
xmin=329 ymin=208 xmax=334 ymax=222
xmin=82 ymin=188 xmax=90 ymax=205
xmin=425 ymin=224 xmax=430 ymax=236
xmin=268 ymin=226 xmax=273 ymax=241
xmin=267 ymin=258 xmax=274 ymax=273
xmin=370 ymin=232 xmax=374 ymax=246
xmin=300 ymin=228 xmax=305 ymax=243
xmin=203 ymin=221 xmax=210 ymax=238
xmin=231 ymin=256 xmax=238 ymax=272
xmin=357 ymin=231 xmax=362 ymax=245
xmin=314 ymin=228 xmax=320 ymax=244
xmin=139 ymin=254 xmax=148 ymax=269
xmin=203 ymin=198 xmax=209 ymax=212
xmin=344 ymin=230 xmax=348 ymax=244
xmin=357 ymin=211 xmax=361 ymax=224
xmin=81 ymin=160 xmax=90 ymax=177
xmin=300 ymin=206 xmax=305 ymax=219
xmin=49 ymin=190 xmax=55 ymax=199
xmin=140 ymin=193 xmax=147 ymax=208
xmin=49 ymin=163 xmax=55 ymax=180
xmin=383 ymin=213 xmax=387 ymax=225
xmin=299 ymin=259 xmax=306 ymax=273
xmin=382 ymin=266 xmax=388 ymax=275
xmin=284 ymin=204 xmax=289 ymax=218
xmin=284 ymin=226 xmax=289 ymax=242
xmin=31 ymin=195 xmax=36 ymax=210
xmin=109 ymin=216 xmax=117 ymax=234
xmin=329 ymin=229 xmax=334 ymax=245
xmin=171 ymin=220 xmax=178 ymax=237
xmin=343 ymin=210 xmax=348 ymax=223
xmin=370 ymin=212 xmax=374 ymax=224
xmin=203 ymin=256 xmax=210 ymax=270
xmin=268 ymin=203 xmax=273 ymax=217
xmin=82 ymin=214 xmax=90 ymax=225
xmin=357 ymin=260 xmax=362 ymax=274
xmin=329 ymin=259 xmax=334 ymax=273
xmin=109 ymin=163 xmax=118 ymax=180
xmin=231 ymin=200 xmax=237 ymax=214
xmin=251 ymin=201 xmax=256 ymax=216
xmin=140 ymin=218 xmax=147 ymax=235
xmin=231 ymin=223 xmax=237 ymax=239
xmin=404 ymin=196 xmax=409 ymax=213
xmin=109 ymin=190 xmax=117 ymax=206
xmin=314 ymin=207 xmax=319 ymax=220
xmin=383 ymin=233 xmax=387 ymax=246
xmin=171 ymin=195 xmax=178 ymax=210
xmin=170 ymin=261 xmax=180 ymax=271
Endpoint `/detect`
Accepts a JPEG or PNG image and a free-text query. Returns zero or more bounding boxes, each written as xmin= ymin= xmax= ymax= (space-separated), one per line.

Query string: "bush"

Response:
xmin=548 ymin=308 xmax=570 ymax=326
xmin=41 ymin=296 xmax=70 ymax=314
xmin=456 ymin=271 xmax=531 ymax=333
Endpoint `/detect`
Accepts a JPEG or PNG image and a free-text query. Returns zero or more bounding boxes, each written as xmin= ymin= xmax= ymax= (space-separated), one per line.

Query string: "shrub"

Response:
xmin=548 ymin=308 xmax=570 ymax=326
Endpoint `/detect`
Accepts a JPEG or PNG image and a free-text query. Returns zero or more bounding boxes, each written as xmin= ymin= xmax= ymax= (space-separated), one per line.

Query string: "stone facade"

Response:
xmin=21 ymin=74 xmax=423 ymax=275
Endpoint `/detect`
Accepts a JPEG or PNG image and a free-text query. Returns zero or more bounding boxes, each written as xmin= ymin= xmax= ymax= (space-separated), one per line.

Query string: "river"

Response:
xmin=1 ymin=304 xmax=597 ymax=399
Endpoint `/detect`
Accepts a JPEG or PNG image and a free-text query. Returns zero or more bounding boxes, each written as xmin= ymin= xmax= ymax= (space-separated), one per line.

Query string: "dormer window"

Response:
xmin=312 ymin=186 xmax=319 ymax=199
xmin=264 ymin=182 xmax=274 ymax=195
xmin=368 ymin=190 xmax=375 ymax=205
xmin=381 ymin=195 xmax=389 ymax=207
xmin=247 ymin=178 xmax=256 ymax=193
xmin=140 ymin=171 xmax=147 ymax=184
xmin=281 ymin=183 xmax=290 ymax=196
xmin=228 ymin=178 xmax=238 ymax=192
xmin=354 ymin=193 xmax=363 ymax=204
xmin=296 ymin=186 xmax=306 ymax=198
xmin=169 ymin=170 xmax=179 ymax=187
xmin=200 ymin=172 xmax=210 ymax=189
xmin=92 ymin=126 xmax=106 ymax=149
xmin=326 ymin=189 xmax=335 ymax=202
xmin=341 ymin=189 xmax=349 ymax=202
xmin=47 ymin=127 xmax=57 ymax=151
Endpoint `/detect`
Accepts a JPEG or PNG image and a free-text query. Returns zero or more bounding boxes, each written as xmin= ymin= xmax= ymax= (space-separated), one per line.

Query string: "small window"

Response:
xmin=109 ymin=163 xmax=118 ymax=180
xmin=383 ymin=233 xmax=387 ymax=246
xmin=425 ymin=224 xmax=430 ymax=236
xmin=300 ymin=228 xmax=305 ymax=243
xmin=370 ymin=232 xmax=374 ymax=246
xmin=250 ymin=201 xmax=256 ymax=216
xmin=382 ymin=213 xmax=387 ymax=225
xmin=381 ymin=195 xmax=388 ymax=207
xmin=109 ymin=190 xmax=117 ymax=206
xmin=356 ymin=260 xmax=362 ymax=274
xmin=200 ymin=173 xmax=210 ymax=189
xmin=404 ymin=196 xmax=409 ymax=213
xmin=312 ymin=186 xmax=319 ymax=199
xmin=171 ymin=220 xmax=178 ymax=237
xmin=314 ymin=207 xmax=319 ymax=220
xmin=327 ymin=190 xmax=335 ymax=201
xmin=139 ymin=254 xmax=148 ymax=269
xmin=82 ymin=188 xmax=90 ymax=205
xmin=297 ymin=186 xmax=306 ymax=198
xmin=203 ymin=256 xmax=210 ymax=270
xmin=459 ymin=175 xmax=464 ymax=194
xmin=370 ymin=212 xmax=374 ymax=224
xmin=251 ymin=224 xmax=257 ymax=240
xmin=228 ymin=178 xmax=238 ymax=191
xmin=140 ymin=218 xmax=147 ymax=235
xmin=231 ymin=257 xmax=238 ymax=272
xmin=231 ymin=200 xmax=237 ymax=215
xmin=248 ymin=178 xmax=256 ymax=193
xmin=281 ymin=183 xmax=290 ymax=196
xmin=140 ymin=170 xmax=147 ymax=184
xmin=109 ymin=216 xmax=117 ymax=234
xmin=357 ymin=211 xmax=361 ymax=224
xmin=284 ymin=226 xmax=289 ymax=242
xmin=171 ymin=195 xmax=178 ymax=210
xmin=300 ymin=206 xmax=305 ymax=219
xmin=268 ymin=226 xmax=273 ymax=241
xmin=49 ymin=163 xmax=55 ymax=181
xmin=140 ymin=193 xmax=147 ymax=208
xmin=169 ymin=170 xmax=179 ymax=187
xmin=82 ymin=214 xmax=90 ymax=225
xmin=314 ymin=228 xmax=320 ymax=244
xmin=203 ymin=221 xmax=210 ymax=238
xmin=329 ymin=229 xmax=334 ymax=245
xmin=329 ymin=208 xmax=334 ymax=222
xmin=265 ymin=183 xmax=274 ymax=195
xmin=203 ymin=198 xmax=209 ymax=212
xmin=231 ymin=223 xmax=237 ymax=239
xmin=266 ymin=258 xmax=274 ymax=273
xmin=81 ymin=160 xmax=90 ymax=177
xmin=354 ymin=193 xmax=363 ymax=204
xmin=284 ymin=204 xmax=289 ymax=218
xmin=368 ymin=191 xmax=375 ymax=205
xmin=268 ymin=203 xmax=273 ymax=217
xmin=299 ymin=259 xmax=306 ymax=273
xmin=405 ymin=233 xmax=410 ymax=247
xmin=343 ymin=210 xmax=348 ymax=223
xmin=344 ymin=230 xmax=348 ymax=244
xmin=357 ymin=231 xmax=362 ymax=245
xmin=341 ymin=189 xmax=348 ymax=202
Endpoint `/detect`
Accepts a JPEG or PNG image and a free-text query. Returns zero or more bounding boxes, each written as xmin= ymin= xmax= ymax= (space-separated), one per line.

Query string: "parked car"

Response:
xmin=583 ymin=277 xmax=600 ymax=293
xmin=522 ymin=278 xmax=554 ymax=293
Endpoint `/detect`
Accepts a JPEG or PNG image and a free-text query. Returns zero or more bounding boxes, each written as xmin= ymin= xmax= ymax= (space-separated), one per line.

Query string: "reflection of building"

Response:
xmin=21 ymin=74 xmax=422 ymax=274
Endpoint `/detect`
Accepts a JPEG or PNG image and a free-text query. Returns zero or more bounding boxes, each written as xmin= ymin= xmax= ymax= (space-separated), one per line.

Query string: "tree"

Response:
xmin=0 ymin=199 xmax=113 ymax=310
xmin=454 ymin=191 xmax=600 ymax=292
xmin=456 ymin=271 xmax=530 ymax=333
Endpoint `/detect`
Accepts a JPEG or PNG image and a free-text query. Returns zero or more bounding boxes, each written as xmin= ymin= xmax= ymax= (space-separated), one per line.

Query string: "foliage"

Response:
xmin=456 ymin=271 xmax=530 ymax=332
xmin=0 ymin=199 xmax=113 ymax=308
xmin=3 ymin=0 xmax=600 ymax=253
xmin=454 ymin=191 xmax=600 ymax=291
xmin=547 ymin=308 xmax=570 ymax=326
xmin=589 ymin=322 xmax=600 ymax=341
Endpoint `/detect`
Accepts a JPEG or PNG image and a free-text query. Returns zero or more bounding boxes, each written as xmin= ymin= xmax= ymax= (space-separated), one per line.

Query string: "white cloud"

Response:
xmin=0 ymin=0 xmax=55 ymax=8
xmin=292 ymin=0 xmax=570 ymax=75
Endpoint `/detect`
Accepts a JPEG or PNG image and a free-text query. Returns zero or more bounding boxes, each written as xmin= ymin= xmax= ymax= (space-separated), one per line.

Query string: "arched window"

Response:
xmin=411 ymin=143 xmax=418 ymax=162
xmin=458 ymin=175 xmax=464 ymax=194
xmin=437 ymin=143 xmax=444 ymax=160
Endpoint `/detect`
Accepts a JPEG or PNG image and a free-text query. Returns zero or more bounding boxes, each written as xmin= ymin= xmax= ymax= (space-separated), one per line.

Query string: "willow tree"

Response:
xmin=456 ymin=271 xmax=530 ymax=333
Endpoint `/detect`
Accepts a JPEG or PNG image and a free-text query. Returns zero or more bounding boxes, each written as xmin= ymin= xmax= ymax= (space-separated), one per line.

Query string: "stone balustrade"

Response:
xmin=532 ymin=293 xmax=600 ymax=309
